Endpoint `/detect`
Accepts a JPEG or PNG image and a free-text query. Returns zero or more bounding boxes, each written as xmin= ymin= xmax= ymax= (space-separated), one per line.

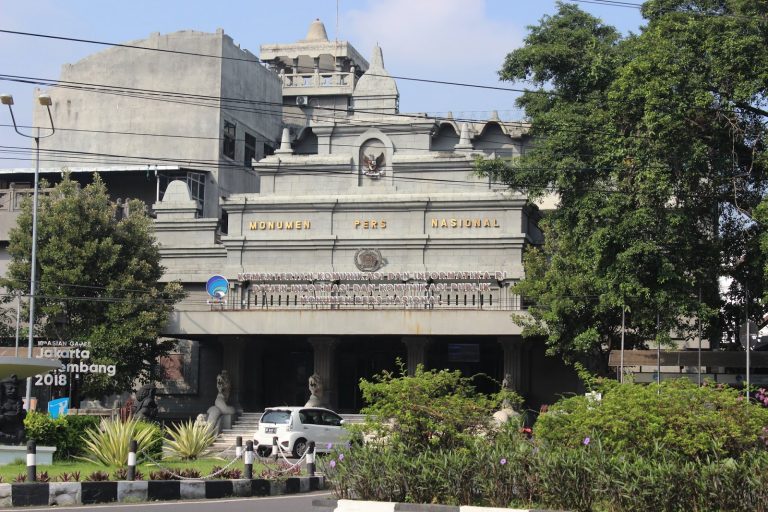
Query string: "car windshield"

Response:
xmin=261 ymin=410 xmax=292 ymax=424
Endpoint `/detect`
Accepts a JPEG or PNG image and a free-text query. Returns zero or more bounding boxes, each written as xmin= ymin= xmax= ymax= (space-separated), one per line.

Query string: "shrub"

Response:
xmin=163 ymin=420 xmax=216 ymax=460
xmin=357 ymin=364 xmax=506 ymax=452
xmin=178 ymin=468 xmax=201 ymax=479
xmin=85 ymin=471 xmax=110 ymax=482
xmin=535 ymin=379 xmax=768 ymax=459
xmin=149 ymin=469 xmax=176 ymax=481
xmin=210 ymin=466 xmax=242 ymax=480
xmin=24 ymin=413 xmax=100 ymax=460
xmin=113 ymin=467 xmax=144 ymax=480
xmin=57 ymin=471 xmax=81 ymax=482
xmin=79 ymin=417 xmax=163 ymax=466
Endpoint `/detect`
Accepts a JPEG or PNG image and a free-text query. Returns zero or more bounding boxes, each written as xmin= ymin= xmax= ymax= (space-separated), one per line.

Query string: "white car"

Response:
xmin=253 ymin=406 xmax=347 ymax=458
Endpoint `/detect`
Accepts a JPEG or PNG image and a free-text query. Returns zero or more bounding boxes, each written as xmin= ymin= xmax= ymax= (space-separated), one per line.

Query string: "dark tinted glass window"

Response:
xmin=223 ymin=120 xmax=236 ymax=159
xmin=261 ymin=410 xmax=291 ymax=424
xmin=244 ymin=132 xmax=256 ymax=166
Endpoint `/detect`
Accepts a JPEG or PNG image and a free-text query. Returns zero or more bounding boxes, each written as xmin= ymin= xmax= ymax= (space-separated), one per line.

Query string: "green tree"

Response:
xmin=4 ymin=174 xmax=184 ymax=396
xmin=357 ymin=365 xmax=513 ymax=451
xmin=477 ymin=1 xmax=768 ymax=366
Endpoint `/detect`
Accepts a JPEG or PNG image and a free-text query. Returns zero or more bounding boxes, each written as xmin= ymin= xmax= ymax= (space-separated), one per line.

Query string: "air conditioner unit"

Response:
xmin=295 ymin=96 xmax=308 ymax=106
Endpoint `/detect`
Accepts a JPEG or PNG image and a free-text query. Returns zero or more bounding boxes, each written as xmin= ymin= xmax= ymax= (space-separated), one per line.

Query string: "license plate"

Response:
xmin=265 ymin=427 xmax=276 ymax=434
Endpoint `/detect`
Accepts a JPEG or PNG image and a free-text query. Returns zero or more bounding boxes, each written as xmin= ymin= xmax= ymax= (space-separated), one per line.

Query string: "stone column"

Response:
xmin=402 ymin=337 xmax=431 ymax=376
xmin=221 ymin=337 xmax=246 ymax=414
xmin=498 ymin=336 xmax=527 ymax=394
xmin=308 ymin=337 xmax=338 ymax=410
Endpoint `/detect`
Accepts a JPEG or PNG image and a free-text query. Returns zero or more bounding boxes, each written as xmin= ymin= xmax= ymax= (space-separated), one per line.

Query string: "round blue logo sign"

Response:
xmin=206 ymin=275 xmax=229 ymax=299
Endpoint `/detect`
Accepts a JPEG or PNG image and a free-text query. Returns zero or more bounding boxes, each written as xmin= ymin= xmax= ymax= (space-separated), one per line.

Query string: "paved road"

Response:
xmin=0 ymin=490 xmax=333 ymax=512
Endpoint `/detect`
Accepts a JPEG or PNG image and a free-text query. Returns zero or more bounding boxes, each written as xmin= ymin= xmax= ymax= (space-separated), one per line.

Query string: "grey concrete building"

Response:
xmin=31 ymin=29 xmax=283 ymax=218
xmin=153 ymin=20 xmax=579 ymax=416
xmin=2 ymin=21 xmax=581 ymax=418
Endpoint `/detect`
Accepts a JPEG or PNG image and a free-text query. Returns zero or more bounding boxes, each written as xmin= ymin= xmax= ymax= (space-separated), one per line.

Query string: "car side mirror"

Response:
xmin=339 ymin=419 xmax=346 ymax=426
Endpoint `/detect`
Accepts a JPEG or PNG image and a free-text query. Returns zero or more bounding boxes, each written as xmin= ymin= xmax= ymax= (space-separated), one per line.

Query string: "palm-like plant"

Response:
xmin=79 ymin=417 xmax=162 ymax=466
xmin=163 ymin=420 xmax=216 ymax=460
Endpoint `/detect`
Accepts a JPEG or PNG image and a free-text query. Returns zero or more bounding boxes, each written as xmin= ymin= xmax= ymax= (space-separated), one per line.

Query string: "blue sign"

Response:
xmin=206 ymin=275 xmax=229 ymax=300
xmin=48 ymin=397 xmax=70 ymax=419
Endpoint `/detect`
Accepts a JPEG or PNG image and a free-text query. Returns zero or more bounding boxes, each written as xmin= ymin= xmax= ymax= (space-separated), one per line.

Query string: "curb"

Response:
xmin=312 ymin=499 xmax=558 ymax=512
xmin=0 ymin=476 xmax=323 ymax=506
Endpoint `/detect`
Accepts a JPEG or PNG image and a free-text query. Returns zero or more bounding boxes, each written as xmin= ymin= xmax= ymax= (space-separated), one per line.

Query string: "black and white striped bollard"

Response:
xmin=244 ymin=440 xmax=254 ymax=479
xmin=306 ymin=441 xmax=316 ymax=476
xmin=236 ymin=436 xmax=243 ymax=459
xmin=272 ymin=436 xmax=278 ymax=461
xmin=26 ymin=440 xmax=36 ymax=482
xmin=127 ymin=439 xmax=137 ymax=481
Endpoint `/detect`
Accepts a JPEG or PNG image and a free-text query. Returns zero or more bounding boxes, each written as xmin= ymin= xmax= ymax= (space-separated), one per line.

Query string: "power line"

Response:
xmin=0 ymin=143 xmax=752 ymax=200
xmin=569 ymin=0 xmax=767 ymax=22
xmin=0 ymin=29 xmax=541 ymax=95
xmin=0 ymin=73 xmax=532 ymax=127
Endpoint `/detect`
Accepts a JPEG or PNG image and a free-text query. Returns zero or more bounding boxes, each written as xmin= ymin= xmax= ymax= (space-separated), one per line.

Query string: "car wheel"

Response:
xmin=292 ymin=438 xmax=308 ymax=458
xmin=256 ymin=445 xmax=270 ymax=457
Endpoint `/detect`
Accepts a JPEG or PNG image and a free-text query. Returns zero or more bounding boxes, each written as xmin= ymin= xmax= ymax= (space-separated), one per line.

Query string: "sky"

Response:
xmin=0 ymin=0 xmax=645 ymax=169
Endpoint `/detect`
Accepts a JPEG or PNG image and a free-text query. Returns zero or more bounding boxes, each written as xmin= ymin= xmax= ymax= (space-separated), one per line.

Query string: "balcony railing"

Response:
xmin=281 ymin=71 xmax=355 ymax=94
xmin=0 ymin=187 xmax=54 ymax=212
xmin=174 ymin=291 xmax=524 ymax=312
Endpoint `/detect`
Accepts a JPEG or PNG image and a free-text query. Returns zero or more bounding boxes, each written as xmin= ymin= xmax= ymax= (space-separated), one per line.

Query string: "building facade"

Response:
xmin=4 ymin=21 xmax=582 ymax=416
xmin=152 ymin=21 xmax=580 ymax=416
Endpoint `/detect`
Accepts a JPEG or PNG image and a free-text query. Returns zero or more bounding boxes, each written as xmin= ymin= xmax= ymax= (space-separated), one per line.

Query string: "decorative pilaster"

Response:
xmin=221 ymin=337 xmax=246 ymax=414
xmin=308 ymin=337 xmax=339 ymax=410
xmin=402 ymin=337 xmax=431 ymax=376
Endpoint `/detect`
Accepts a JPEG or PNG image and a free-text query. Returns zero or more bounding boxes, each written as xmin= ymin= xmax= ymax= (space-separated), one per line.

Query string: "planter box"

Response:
xmin=0 ymin=445 xmax=56 ymax=465
xmin=81 ymin=481 xmax=117 ymax=504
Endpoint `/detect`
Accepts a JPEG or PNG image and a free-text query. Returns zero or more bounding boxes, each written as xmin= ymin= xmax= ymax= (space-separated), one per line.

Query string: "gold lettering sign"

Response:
xmin=354 ymin=219 xmax=387 ymax=229
xmin=249 ymin=220 xmax=311 ymax=230
xmin=430 ymin=218 xmax=500 ymax=228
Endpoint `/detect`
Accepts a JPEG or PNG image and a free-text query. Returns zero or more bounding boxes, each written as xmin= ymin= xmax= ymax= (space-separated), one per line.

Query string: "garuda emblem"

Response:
xmin=354 ymin=248 xmax=386 ymax=272
xmin=362 ymin=153 xmax=385 ymax=179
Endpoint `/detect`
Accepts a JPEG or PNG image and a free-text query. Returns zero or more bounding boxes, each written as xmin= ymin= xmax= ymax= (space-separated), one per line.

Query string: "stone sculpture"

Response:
xmin=304 ymin=373 xmax=329 ymax=408
xmin=206 ymin=370 xmax=236 ymax=434
xmin=0 ymin=375 xmax=26 ymax=444
xmin=132 ymin=383 xmax=158 ymax=421
xmin=492 ymin=373 xmax=519 ymax=427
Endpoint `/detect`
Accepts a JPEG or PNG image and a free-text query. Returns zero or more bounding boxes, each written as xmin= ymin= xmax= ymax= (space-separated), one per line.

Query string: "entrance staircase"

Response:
xmin=210 ymin=412 xmax=366 ymax=457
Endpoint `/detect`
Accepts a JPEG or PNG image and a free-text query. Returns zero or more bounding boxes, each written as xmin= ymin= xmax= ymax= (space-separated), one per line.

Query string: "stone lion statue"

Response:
xmin=132 ymin=383 xmax=158 ymax=421
xmin=492 ymin=373 xmax=519 ymax=427
xmin=206 ymin=370 xmax=236 ymax=434
xmin=304 ymin=373 xmax=328 ymax=408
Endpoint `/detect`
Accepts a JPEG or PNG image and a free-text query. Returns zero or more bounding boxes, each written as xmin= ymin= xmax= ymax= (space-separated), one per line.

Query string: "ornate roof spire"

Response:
xmin=305 ymin=19 xmax=329 ymax=42
xmin=369 ymin=44 xmax=385 ymax=71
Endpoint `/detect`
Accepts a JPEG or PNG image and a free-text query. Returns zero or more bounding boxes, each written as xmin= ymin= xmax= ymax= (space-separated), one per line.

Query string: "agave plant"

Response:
xmin=163 ymin=420 xmax=216 ymax=460
xmin=79 ymin=417 xmax=162 ymax=466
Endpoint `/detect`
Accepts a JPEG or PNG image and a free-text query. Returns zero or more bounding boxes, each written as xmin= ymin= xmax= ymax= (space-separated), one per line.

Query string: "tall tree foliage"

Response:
xmin=4 ymin=175 xmax=184 ymax=396
xmin=478 ymin=1 xmax=768 ymax=366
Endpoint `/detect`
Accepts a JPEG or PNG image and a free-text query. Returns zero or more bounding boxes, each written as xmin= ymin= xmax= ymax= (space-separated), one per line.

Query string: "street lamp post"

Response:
xmin=1 ymin=93 xmax=56 ymax=411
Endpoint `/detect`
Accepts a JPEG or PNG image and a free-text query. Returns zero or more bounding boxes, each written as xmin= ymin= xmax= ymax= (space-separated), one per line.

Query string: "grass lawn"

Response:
xmin=0 ymin=457 xmax=276 ymax=482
